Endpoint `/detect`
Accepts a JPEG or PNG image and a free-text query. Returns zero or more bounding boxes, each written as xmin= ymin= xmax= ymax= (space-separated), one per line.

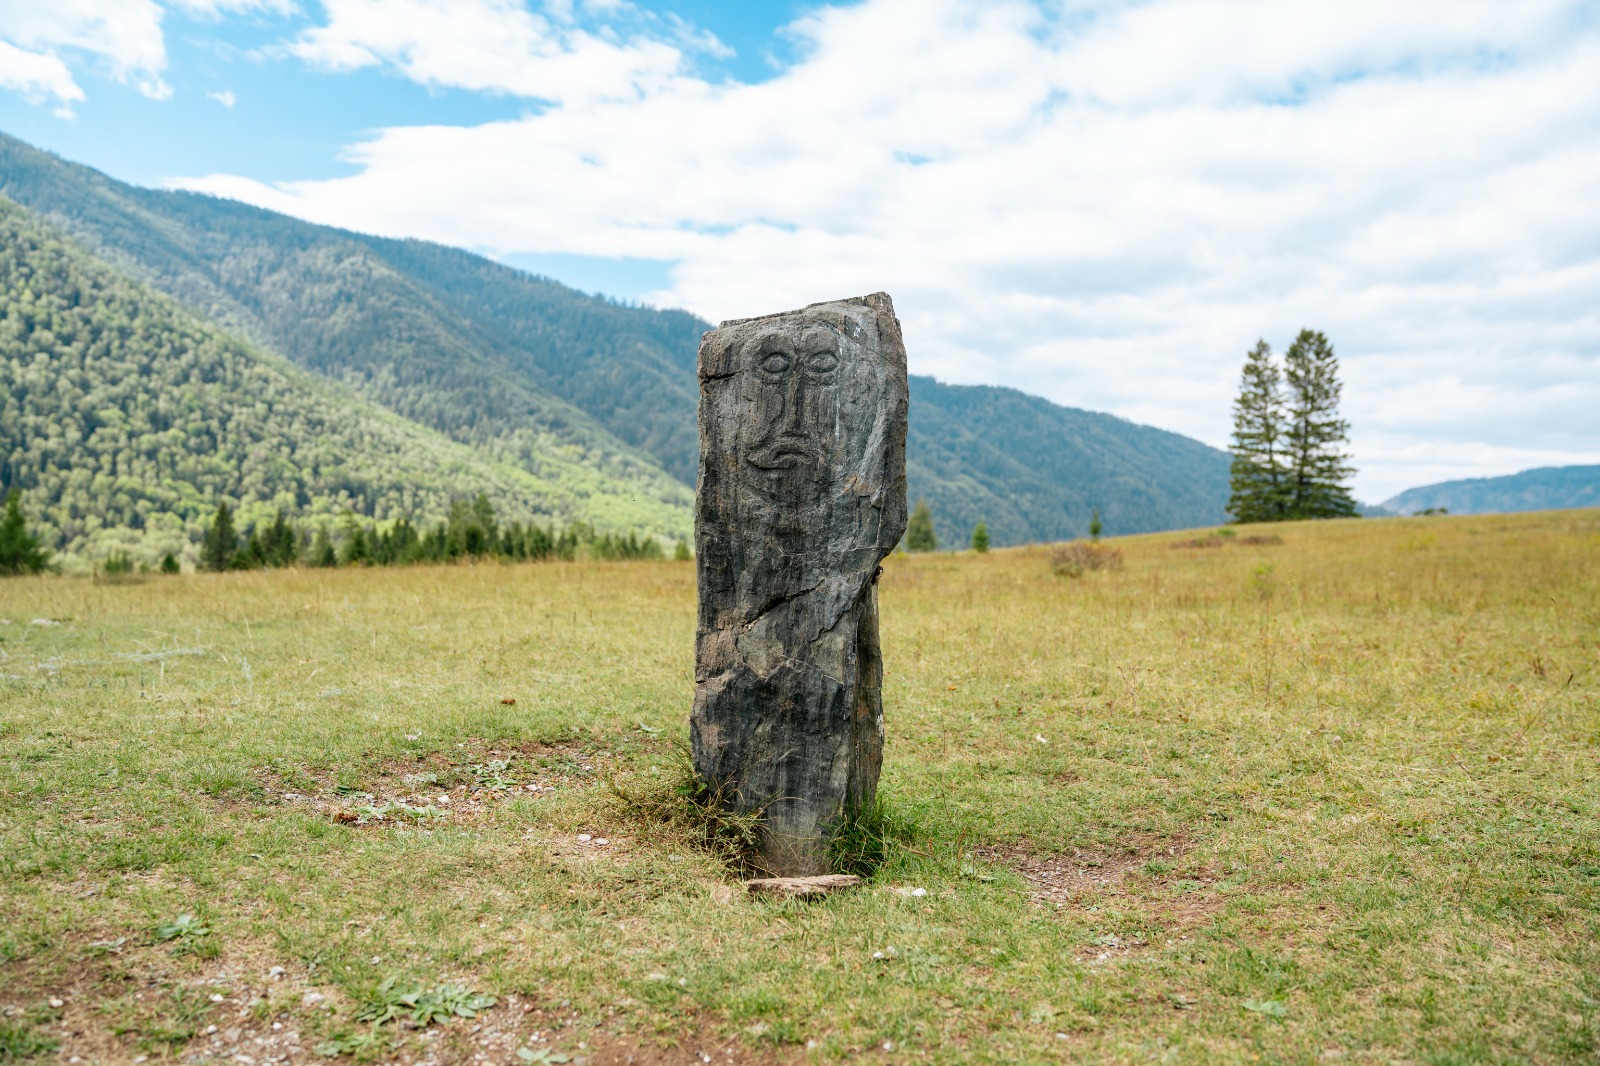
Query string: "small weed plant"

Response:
xmin=153 ymin=914 xmax=209 ymax=943
xmin=353 ymin=977 xmax=495 ymax=1029
xmin=0 ymin=1017 xmax=59 ymax=1062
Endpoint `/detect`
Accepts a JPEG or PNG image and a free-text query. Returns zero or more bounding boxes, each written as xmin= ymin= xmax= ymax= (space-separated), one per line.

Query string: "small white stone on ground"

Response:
xmin=48 ymin=997 xmax=64 ymax=1007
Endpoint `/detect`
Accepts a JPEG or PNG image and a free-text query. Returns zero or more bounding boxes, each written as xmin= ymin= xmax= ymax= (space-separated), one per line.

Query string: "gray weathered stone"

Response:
xmin=692 ymin=292 xmax=909 ymax=876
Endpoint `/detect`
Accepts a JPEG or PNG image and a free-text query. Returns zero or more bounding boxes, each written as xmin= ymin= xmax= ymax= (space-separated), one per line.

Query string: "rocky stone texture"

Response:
xmin=745 ymin=874 xmax=863 ymax=899
xmin=692 ymin=292 xmax=909 ymax=876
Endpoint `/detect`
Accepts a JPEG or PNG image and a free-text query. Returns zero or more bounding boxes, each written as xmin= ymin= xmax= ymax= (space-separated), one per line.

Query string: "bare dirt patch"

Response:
xmin=971 ymin=836 xmax=1227 ymax=956
xmin=580 ymin=1022 xmax=797 ymax=1066
xmin=242 ymin=741 xmax=607 ymax=830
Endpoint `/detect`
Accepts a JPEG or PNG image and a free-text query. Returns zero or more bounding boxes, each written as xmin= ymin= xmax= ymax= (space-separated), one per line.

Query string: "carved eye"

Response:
xmin=759 ymin=350 xmax=792 ymax=375
xmin=806 ymin=349 xmax=839 ymax=374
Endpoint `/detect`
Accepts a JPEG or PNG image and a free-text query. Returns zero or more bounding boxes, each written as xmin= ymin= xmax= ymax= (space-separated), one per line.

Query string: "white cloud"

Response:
xmin=149 ymin=0 xmax=1600 ymax=499
xmin=0 ymin=0 xmax=171 ymax=99
xmin=0 ymin=0 xmax=295 ymax=110
xmin=0 ymin=39 xmax=85 ymax=113
xmin=167 ymin=0 xmax=297 ymax=15
xmin=208 ymin=88 xmax=236 ymax=107
xmin=286 ymin=0 xmax=686 ymax=103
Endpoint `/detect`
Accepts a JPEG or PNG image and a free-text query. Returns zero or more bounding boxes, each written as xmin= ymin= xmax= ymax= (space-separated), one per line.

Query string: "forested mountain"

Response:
xmin=0 ymin=132 xmax=703 ymax=487
xmin=0 ymin=130 xmax=1234 ymax=549
xmin=0 ymin=198 xmax=690 ymax=567
xmin=905 ymin=376 xmax=1230 ymax=545
xmin=1382 ymin=465 xmax=1600 ymax=516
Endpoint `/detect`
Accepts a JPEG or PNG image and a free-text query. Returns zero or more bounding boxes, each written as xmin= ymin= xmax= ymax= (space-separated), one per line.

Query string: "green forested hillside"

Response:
xmin=346 ymin=236 xmax=707 ymax=482
xmin=1382 ymin=465 xmax=1600 ymax=516
xmin=906 ymin=376 xmax=1230 ymax=545
xmin=0 ymin=198 xmax=691 ymax=569
xmin=0 ymin=131 xmax=1234 ymax=547
xmin=0 ymin=132 xmax=703 ymax=485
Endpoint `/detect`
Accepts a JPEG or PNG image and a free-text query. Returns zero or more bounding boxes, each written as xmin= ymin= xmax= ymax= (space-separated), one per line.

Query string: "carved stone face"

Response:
xmin=736 ymin=322 xmax=842 ymax=506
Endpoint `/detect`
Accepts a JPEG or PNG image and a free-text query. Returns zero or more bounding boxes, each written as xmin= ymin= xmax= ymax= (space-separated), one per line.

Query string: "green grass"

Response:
xmin=1 ymin=510 xmax=1597 ymax=1063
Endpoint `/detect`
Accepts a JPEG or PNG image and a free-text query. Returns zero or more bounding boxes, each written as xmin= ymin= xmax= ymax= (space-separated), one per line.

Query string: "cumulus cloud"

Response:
xmin=0 ymin=39 xmax=85 ymax=114
xmin=89 ymin=0 xmax=1600 ymax=497
xmin=0 ymin=0 xmax=171 ymax=99
xmin=208 ymin=88 xmax=236 ymax=107
xmin=168 ymin=0 xmax=297 ymax=15
xmin=286 ymin=0 xmax=688 ymax=103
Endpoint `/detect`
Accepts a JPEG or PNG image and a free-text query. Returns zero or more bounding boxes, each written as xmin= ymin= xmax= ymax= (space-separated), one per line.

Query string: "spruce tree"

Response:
xmin=1227 ymin=340 xmax=1290 ymax=523
xmin=1283 ymin=330 xmax=1358 ymax=519
xmin=970 ymin=521 xmax=990 ymax=553
xmin=905 ymin=499 xmax=937 ymax=552
xmin=263 ymin=510 xmax=298 ymax=567
xmin=201 ymin=503 xmax=237 ymax=572
xmin=0 ymin=491 xmax=51 ymax=575
xmin=340 ymin=518 xmax=371 ymax=566
xmin=309 ymin=526 xmax=337 ymax=568
xmin=1088 ymin=508 xmax=1103 ymax=541
xmin=159 ymin=552 xmax=181 ymax=575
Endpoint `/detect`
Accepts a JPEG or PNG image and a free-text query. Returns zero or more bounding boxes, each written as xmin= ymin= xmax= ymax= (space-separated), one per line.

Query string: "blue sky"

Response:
xmin=0 ymin=3 xmax=817 ymax=190
xmin=2 ymin=0 xmax=1598 ymax=500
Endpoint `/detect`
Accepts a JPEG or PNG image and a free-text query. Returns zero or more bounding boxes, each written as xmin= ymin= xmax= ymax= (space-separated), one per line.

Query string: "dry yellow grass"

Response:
xmin=1 ymin=509 xmax=1597 ymax=1064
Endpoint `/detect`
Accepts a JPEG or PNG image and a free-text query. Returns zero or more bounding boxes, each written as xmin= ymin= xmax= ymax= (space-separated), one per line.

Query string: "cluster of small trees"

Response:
xmin=904 ymin=500 xmax=982 ymax=552
xmin=1227 ymin=330 xmax=1358 ymax=523
xmin=197 ymin=494 xmax=676 ymax=572
xmin=903 ymin=501 xmax=1101 ymax=554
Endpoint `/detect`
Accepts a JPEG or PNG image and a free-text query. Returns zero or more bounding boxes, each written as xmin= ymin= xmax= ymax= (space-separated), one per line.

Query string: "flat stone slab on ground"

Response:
xmin=745 ymin=874 xmax=863 ymax=899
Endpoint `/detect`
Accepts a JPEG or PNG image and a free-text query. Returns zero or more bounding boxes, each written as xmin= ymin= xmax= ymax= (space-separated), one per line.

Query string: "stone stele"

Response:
xmin=692 ymin=291 xmax=909 ymax=876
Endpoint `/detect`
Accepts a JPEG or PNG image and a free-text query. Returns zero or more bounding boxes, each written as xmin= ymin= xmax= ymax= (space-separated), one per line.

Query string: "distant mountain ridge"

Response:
xmin=0 ymin=129 xmax=1233 ymax=550
xmin=906 ymin=376 xmax=1229 ymax=544
xmin=1383 ymin=465 xmax=1600 ymax=516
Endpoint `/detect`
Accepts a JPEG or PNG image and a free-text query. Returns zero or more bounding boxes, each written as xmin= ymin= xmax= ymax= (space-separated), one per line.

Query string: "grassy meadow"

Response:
xmin=2 ymin=510 xmax=1598 ymax=1065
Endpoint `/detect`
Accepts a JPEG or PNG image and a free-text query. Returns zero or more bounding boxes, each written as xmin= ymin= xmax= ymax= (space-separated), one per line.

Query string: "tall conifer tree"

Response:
xmin=0 ymin=490 xmax=51 ymax=575
xmin=1283 ymin=330 xmax=1358 ymax=518
xmin=201 ymin=503 xmax=237 ymax=572
xmin=1227 ymin=340 xmax=1289 ymax=523
xmin=905 ymin=499 xmax=937 ymax=552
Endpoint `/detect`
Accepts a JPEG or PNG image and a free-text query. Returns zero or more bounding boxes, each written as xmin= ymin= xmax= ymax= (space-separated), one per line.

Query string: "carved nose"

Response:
xmin=779 ymin=369 xmax=807 ymax=438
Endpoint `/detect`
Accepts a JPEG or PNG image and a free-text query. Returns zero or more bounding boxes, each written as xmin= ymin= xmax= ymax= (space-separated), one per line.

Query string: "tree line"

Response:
xmin=196 ymin=494 xmax=678 ymax=572
xmin=1 ymin=488 xmax=685 ymax=576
